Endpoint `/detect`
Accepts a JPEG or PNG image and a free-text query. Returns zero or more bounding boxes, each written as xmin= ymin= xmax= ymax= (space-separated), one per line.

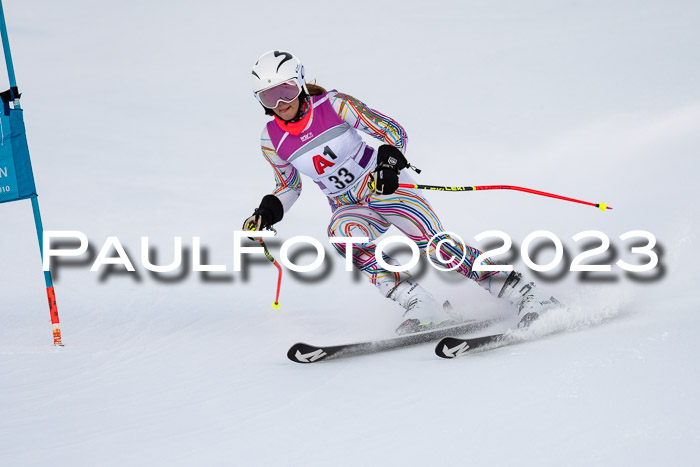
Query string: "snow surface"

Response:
xmin=1 ymin=0 xmax=699 ymax=465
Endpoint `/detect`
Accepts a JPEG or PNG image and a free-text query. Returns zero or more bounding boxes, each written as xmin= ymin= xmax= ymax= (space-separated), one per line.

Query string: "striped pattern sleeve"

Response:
xmin=260 ymin=126 xmax=302 ymax=213
xmin=329 ymin=91 xmax=408 ymax=153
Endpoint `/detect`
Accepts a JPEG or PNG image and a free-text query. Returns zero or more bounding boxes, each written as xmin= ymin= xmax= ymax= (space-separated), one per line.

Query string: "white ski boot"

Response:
xmin=389 ymin=279 xmax=455 ymax=335
xmin=498 ymin=271 xmax=564 ymax=328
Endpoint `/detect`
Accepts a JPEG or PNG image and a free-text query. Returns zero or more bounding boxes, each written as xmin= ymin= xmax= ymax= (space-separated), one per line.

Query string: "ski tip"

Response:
xmin=272 ymin=301 xmax=281 ymax=309
xmin=287 ymin=343 xmax=329 ymax=364
xmin=435 ymin=337 xmax=468 ymax=359
xmin=598 ymin=202 xmax=612 ymax=211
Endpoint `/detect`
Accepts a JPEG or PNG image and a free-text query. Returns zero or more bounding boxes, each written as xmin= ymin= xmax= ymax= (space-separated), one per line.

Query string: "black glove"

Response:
xmin=373 ymin=144 xmax=408 ymax=195
xmin=243 ymin=194 xmax=284 ymax=237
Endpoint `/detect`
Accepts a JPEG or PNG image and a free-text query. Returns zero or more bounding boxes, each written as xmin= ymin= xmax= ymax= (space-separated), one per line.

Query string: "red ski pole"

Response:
xmin=258 ymin=238 xmax=283 ymax=309
xmin=244 ymin=216 xmax=283 ymax=309
xmin=398 ymin=183 xmax=612 ymax=211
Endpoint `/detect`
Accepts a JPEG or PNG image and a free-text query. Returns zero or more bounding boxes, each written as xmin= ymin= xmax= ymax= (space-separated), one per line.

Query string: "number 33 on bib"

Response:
xmin=312 ymin=146 xmax=360 ymax=192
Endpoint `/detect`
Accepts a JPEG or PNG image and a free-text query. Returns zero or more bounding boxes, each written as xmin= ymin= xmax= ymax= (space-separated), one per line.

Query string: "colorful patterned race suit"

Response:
xmin=260 ymin=90 xmax=505 ymax=298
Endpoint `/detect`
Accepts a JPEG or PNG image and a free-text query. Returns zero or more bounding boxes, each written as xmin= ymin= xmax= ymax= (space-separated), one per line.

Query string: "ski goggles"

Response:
xmin=255 ymin=79 xmax=303 ymax=109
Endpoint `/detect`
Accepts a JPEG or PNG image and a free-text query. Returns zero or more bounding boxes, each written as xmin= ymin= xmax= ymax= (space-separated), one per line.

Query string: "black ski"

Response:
xmin=288 ymin=319 xmax=502 ymax=364
xmin=435 ymin=333 xmax=508 ymax=358
xmin=436 ymin=310 xmax=573 ymax=358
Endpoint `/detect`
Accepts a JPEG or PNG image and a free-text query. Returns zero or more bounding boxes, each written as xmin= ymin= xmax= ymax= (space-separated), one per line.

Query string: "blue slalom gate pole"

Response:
xmin=0 ymin=0 xmax=16 ymax=88
xmin=0 ymin=0 xmax=63 ymax=345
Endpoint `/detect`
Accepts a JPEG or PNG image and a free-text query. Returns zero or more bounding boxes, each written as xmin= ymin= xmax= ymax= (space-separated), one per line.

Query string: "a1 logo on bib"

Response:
xmin=312 ymin=146 xmax=339 ymax=175
xmin=312 ymin=155 xmax=335 ymax=174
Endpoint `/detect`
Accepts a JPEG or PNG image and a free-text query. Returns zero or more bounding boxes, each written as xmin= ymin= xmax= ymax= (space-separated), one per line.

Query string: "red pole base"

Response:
xmin=47 ymin=287 xmax=63 ymax=346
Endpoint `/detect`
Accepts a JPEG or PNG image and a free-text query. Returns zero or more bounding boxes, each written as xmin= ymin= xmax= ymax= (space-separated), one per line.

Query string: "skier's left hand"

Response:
xmin=373 ymin=144 xmax=407 ymax=195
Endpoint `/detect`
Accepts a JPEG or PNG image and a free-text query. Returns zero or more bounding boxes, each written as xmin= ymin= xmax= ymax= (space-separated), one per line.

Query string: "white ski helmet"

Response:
xmin=251 ymin=50 xmax=309 ymax=109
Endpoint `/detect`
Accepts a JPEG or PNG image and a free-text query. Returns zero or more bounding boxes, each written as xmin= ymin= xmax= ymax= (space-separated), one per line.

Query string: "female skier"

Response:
xmin=243 ymin=50 xmax=557 ymax=334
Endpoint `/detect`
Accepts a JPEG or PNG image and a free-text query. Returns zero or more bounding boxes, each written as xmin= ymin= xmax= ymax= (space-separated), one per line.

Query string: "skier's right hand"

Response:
xmin=243 ymin=194 xmax=284 ymax=239
xmin=243 ymin=208 xmax=271 ymax=234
